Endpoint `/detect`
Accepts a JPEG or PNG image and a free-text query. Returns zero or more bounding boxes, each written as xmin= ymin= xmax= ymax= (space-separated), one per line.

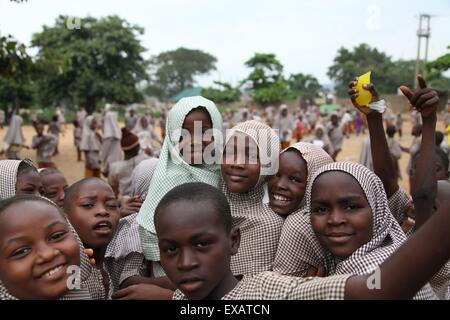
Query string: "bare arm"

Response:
xmin=348 ymin=80 xmax=399 ymax=197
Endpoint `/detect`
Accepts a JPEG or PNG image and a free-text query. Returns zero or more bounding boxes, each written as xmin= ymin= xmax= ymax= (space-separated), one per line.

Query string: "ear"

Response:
xmin=229 ymin=227 xmax=240 ymax=256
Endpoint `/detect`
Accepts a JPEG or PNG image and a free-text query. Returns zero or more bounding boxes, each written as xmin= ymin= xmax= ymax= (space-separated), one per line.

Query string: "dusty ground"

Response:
xmin=0 ymin=118 xmax=445 ymax=192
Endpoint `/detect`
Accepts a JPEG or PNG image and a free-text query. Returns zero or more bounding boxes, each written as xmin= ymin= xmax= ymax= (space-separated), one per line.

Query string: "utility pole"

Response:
xmin=414 ymin=14 xmax=432 ymax=87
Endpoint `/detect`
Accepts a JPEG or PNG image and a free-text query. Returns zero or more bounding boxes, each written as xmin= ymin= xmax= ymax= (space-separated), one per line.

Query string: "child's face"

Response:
xmin=316 ymin=129 xmax=324 ymax=138
xmin=156 ymin=200 xmax=239 ymax=300
xmin=310 ymin=171 xmax=373 ymax=259
xmin=16 ymin=169 xmax=42 ymax=196
xmin=268 ymin=150 xmax=307 ymax=216
xmin=221 ymin=133 xmax=260 ymax=193
xmin=65 ymin=180 xmax=120 ymax=250
xmin=35 ymin=124 xmax=44 ymax=135
xmin=41 ymin=173 xmax=69 ymax=208
xmin=411 ymin=155 xmax=449 ymax=181
xmin=180 ymin=108 xmax=213 ymax=165
xmin=0 ymin=201 xmax=79 ymax=299
xmin=90 ymin=119 xmax=97 ymax=130
xmin=140 ymin=116 xmax=148 ymax=128
xmin=331 ymin=115 xmax=338 ymax=126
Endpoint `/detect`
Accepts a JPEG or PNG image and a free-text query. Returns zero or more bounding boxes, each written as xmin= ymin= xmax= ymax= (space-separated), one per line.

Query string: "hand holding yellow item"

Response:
xmin=354 ymin=71 xmax=372 ymax=107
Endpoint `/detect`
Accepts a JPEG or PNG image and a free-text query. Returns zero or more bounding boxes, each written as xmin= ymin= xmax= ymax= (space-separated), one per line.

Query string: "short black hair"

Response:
xmin=17 ymin=159 xmax=37 ymax=176
xmin=386 ymin=124 xmax=396 ymax=137
xmin=39 ymin=168 xmax=64 ymax=177
xmin=412 ymin=147 xmax=449 ymax=173
xmin=63 ymin=177 xmax=108 ymax=213
xmin=0 ymin=195 xmax=62 ymax=218
xmin=154 ymin=182 xmax=232 ymax=232
xmin=435 ymin=131 xmax=444 ymax=146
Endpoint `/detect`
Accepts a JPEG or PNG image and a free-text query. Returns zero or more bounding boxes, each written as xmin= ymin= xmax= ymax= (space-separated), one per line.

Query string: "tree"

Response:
xmin=202 ymin=81 xmax=241 ymax=104
xmin=427 ymin=46 xmax=450 ymax=91
xmin=242 ymin=53 xmax=294 ymax=105
xmin=287 ymin=73 xmax=322 ymax=102
xmin=327 ymin=44 xmax=401 ymax=97
xmin=0 ymin=35 xmax=34 ymax=115
xmin=145 ymin=48 xmax=217 ymax=101
xmin=31 ymin=15 xmax=149 ymax=114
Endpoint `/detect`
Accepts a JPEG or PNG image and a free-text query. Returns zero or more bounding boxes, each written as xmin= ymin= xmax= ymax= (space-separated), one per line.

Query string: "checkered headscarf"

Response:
xmin=0 ymin=159 xmax=36 ymax=200
xmin=222 ymin=120 xmax=284 ymax=276
xmin=305 ymin=162 xmax=436 ymax=299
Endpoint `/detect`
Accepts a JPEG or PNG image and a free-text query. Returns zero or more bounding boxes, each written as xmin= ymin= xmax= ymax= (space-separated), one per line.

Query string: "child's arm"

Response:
xmin=400 ymin=75 xmax=439 ymax=229
xmin=120 ymin=275 xmax=177 ymax=291
xmin=345 ymin=193 xmax=450 ymax=299
xmin=348 ymin=80 xmax=398 ymax=197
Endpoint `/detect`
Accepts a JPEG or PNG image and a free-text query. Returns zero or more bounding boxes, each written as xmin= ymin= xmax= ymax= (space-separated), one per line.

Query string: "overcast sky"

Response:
xmin=1 ymin=0 xmax=449 ymax=87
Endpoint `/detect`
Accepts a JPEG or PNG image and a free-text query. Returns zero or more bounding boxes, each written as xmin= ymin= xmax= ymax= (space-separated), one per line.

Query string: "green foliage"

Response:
xmin=287 ymin=73 xmax=322 ymax=101
xmin=242 ymin=53 xmax=294 ymax=104
xmin=145 ymin=47 xmax=217 ymax=100
xmin=202 ymin=81 xmax=241 ymax=104
xmin=0 ymin=35 xmax=34 ymax=114
xmin=31 ymin=15 xmax=149 ymax=114
xmin=427 ymin=46 xmax=450 ymax=91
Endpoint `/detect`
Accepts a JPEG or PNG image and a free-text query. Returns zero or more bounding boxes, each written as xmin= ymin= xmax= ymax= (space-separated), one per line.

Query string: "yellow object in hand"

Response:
xmin=354 ymin=71 xmax=372 ymax=107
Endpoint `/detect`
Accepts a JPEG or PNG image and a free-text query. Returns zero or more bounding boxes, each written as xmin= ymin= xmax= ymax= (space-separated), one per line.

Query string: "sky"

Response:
xmin=0 ymin=0 xmax=449 ymax=87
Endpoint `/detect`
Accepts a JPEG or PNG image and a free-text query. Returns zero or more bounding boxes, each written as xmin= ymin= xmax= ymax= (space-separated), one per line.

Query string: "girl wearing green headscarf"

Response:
xmin=136 ymin=96 xmax=223 ymax=277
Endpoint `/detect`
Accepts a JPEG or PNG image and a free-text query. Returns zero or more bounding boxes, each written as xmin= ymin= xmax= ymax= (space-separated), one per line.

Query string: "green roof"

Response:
xmin=320 ymin=103 xmax=340 ymax=114
xmin=169 ymin=87 xmax=203 ymax=102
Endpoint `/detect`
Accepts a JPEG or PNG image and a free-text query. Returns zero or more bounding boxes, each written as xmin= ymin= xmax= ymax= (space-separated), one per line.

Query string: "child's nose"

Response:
xmin=327 ymin=209 xmax=346 ymax=225
xmin=36 ymin=244 xmax=59 ymax=264
xmin=95 ymin=207 xmax=110 ymax=217
xmin=177 ymin=250 xmax=199 ymax=271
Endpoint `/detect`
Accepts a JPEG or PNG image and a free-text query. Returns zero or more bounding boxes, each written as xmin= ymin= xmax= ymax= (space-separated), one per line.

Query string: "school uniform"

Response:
xmin=172 ymin=271 xmax=350 ymax=300
xmin=80 ymin=116 xmax=102 ymax=177
xmin=223 ymin=121 xmax=284 ymax=276
xmin=3 ymin=115 xmax=25 ymax=159
xmin=108 ymin=153 xmax=149 ymax=196
xmin=102 ymin=110 xmax=122 ymax=174
xmin=276 ymin=162 xmax=436 ymax=300
xmin=136 ymin=97 xmax=223 ymax=273
xmin=31 ymin=133 xmax=58 ymax=168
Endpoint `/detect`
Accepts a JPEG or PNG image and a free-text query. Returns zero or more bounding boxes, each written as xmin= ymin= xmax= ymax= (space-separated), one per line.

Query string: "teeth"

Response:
xmin=273 ymin=194 xmax=290 ymax=202
xmin=44 ymin=265 xmax=64 ymax=277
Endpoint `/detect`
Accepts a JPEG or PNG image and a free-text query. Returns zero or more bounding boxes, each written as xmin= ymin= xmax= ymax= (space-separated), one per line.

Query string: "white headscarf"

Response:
xmin=103 ymin=111 xmax=121 ymax=139
xmin=3 ymin=115 xmax=25 ymax=146
xmin=79 ymin=116 xmax=101 ymax=151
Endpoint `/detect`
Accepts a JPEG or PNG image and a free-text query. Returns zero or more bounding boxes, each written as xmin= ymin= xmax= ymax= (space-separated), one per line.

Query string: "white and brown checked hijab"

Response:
xmin=222 ymin=120 xmax=285 ymax=276
xmin=273 ymin=143 xmax=333 ymax=276
xmin=0 ymin=159 xmax=36 ymax=200
xmin=0 ymin=196 xmax=92 ymax=300
xmin=304 ymin=162 xmax=436 ymax=299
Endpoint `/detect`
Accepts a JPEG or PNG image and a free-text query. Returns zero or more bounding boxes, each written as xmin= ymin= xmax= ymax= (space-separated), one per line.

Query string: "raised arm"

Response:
xmin=348 ymin=80 xmax=399 ymax=197
xmin=400 ymin=75 xmax=439 ymax=229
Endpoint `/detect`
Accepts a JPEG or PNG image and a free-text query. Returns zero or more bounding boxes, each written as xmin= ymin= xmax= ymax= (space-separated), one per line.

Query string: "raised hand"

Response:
xmin=348 ymin=78 xmax=380 ymax=115
xmin=399 ymin=75 xmax=439 ymax=119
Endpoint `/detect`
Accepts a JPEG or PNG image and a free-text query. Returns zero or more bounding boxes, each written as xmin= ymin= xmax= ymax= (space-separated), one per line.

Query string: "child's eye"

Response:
xmin=345 ymin=204 xmax=361 ymax=211
xmin=106 ymin=203 xmax=119 ymax=209
xmin=49 ymin=231 xmax=68 ymax=242
xmin=312 ymin=206 xmax=328 ymax=214
xmin=163 ymin=247 xmax=178 ymax=254
xmin=10 ymin=247 xmax=32 ymax=259
xmin=80 ymin=203 xmax=94 ymax=209
xmin=45 ymin=192 xmax=58 ymax=198
xmin=195 ymin=241 xmax=211 ymax=248
xmin=290 ymin=176 xmax=303 ymax=183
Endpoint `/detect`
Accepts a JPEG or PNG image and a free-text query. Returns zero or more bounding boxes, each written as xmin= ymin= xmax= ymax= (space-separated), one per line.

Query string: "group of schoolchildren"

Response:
xmin=0 ymin=76 xmax=450 ymax=300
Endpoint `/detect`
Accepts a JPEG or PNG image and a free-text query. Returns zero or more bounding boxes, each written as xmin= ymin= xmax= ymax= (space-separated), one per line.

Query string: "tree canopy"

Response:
xmin=31 ymin=15 xmax=149 ymax=114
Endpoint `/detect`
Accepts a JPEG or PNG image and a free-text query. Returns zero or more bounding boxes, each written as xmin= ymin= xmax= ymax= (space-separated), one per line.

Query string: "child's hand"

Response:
xmin=112 ymin=284 xmax=173 ymax=300
xmin=348 ymin=78 xmax=380 ymax=115
xmin=399 ymin=75 xmax=439 ymax=119
xmin=119 ymin=195 xmax=143 ymax=218
xmin=85 ymin=248 xmax=96 ymax=266
xmin=305 ymin=265 xmax=326 ymax=277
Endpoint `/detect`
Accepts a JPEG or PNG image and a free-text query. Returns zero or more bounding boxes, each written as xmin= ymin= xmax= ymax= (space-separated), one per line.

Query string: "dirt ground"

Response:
xmin=0 ymin=118 xmax=445 ymax=192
